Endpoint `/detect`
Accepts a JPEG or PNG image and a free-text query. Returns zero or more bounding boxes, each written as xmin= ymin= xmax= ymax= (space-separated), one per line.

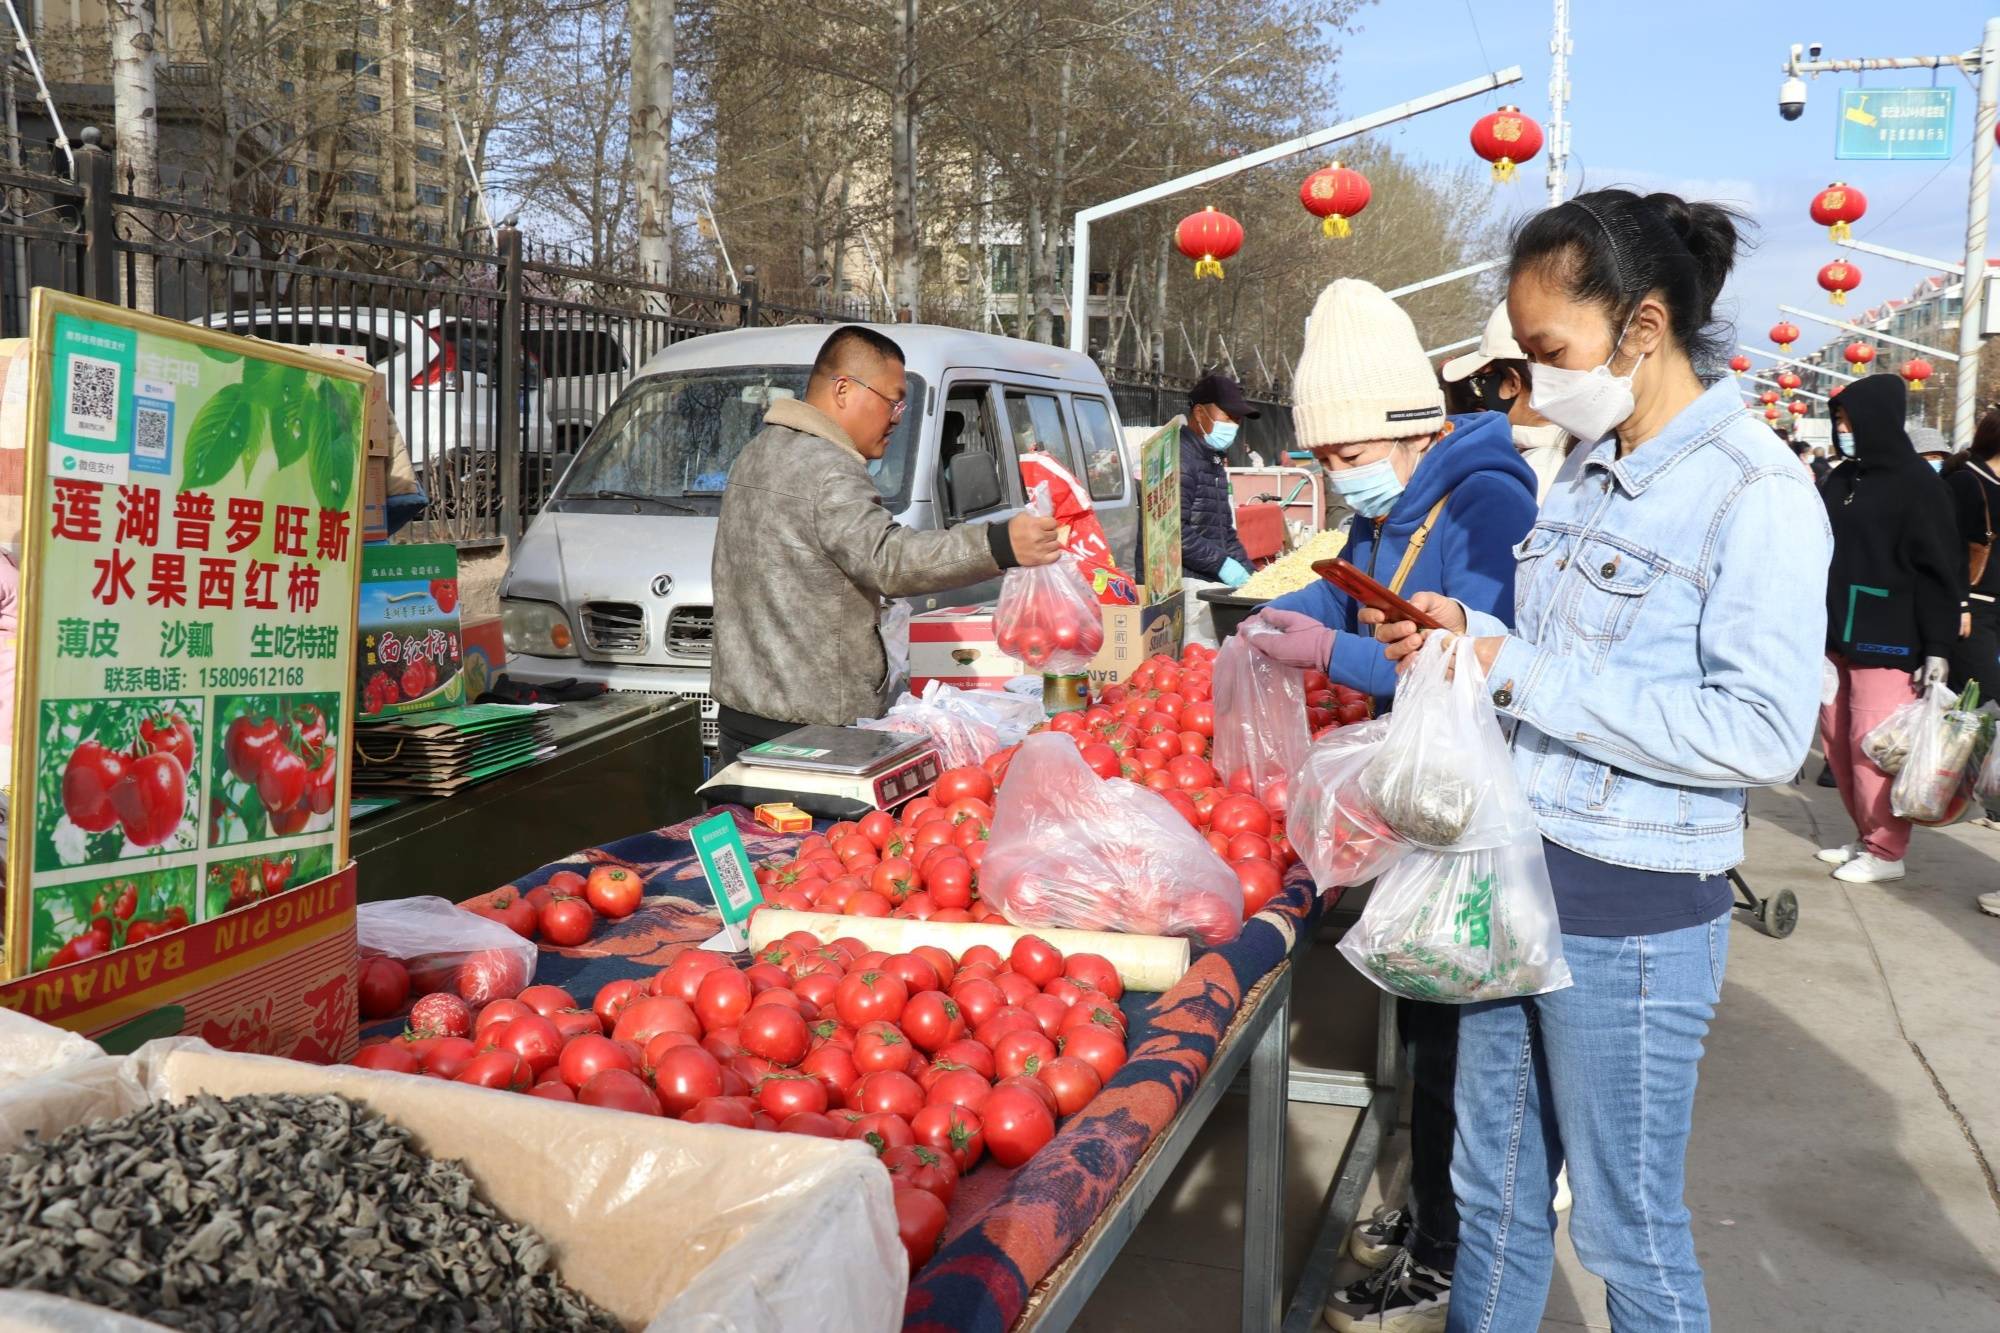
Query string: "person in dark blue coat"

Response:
xmin=1178 ymin=372 xmax=1256 ymax=643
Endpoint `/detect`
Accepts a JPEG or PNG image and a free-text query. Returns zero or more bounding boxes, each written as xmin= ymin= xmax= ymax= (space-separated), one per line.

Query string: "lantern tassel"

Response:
xmin=1193 ymin=257 xmax=1224 ymax=280
xmin=1780 ymin=342 xmax=1793 ymax=353
xmin=1830 ymin=290 xmax=1846 ymax=306
xmin=1322 ymin=214 xmax=1351 ymax=239
xmin=1910 ymin=380 xmax=1924 ymax=393
xmin=1491 ymin=158 xmax=1517 ymax=183
xmin=1831 ymin=220 xmax=1851 ymax=243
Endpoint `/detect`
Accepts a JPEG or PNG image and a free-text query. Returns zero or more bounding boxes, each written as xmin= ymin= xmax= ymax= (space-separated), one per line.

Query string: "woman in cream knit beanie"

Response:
xmin=1293 ymin=277 xmax=1448 ymax=462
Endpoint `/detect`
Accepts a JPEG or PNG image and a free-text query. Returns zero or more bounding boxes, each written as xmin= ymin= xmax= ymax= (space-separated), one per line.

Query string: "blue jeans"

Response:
xmin=1445 ymin=917 xmax=1730 ymax=1333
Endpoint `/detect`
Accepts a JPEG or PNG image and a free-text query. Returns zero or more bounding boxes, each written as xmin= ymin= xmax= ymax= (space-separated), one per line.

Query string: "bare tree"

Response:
xmin=628 ymin=0 xmax=674 ymax=282
xmin=105 ymin=0 xmax=160 ymax=309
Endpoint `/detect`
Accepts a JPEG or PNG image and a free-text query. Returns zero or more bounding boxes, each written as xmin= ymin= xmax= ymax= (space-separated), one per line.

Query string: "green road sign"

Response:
xmin=1836 ymin=88 xmax=1954 ymax=162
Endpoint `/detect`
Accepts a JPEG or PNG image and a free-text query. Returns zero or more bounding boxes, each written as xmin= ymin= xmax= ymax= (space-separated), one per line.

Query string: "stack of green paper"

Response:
xmin=352 ymin=703 xmax=556 ymax=797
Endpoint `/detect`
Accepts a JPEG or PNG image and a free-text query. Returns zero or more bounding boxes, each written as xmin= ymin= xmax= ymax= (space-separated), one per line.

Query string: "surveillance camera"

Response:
xmin=1779 ymin=76 xmax=1807 ymax=121
xmin=1807 ymin=41 xmax=1824 ymax=59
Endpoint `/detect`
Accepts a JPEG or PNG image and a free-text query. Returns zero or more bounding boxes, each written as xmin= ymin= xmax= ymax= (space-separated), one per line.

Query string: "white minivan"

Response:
xmin=499 ymin=324 xmax=1139 ymax=748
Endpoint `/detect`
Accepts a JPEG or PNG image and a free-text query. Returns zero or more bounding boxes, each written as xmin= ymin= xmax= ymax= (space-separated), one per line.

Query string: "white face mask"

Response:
xmin=1528 ymin=312 xmax=1645 ymax=444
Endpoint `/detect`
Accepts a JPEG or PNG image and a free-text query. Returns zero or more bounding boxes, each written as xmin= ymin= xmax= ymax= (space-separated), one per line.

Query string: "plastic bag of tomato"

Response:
xmin=349 ymin=931 xmax=1132 ymax=1275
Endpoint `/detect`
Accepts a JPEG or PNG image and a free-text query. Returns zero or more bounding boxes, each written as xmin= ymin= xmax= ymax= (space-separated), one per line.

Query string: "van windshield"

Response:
xmin=552 ymin=367 xmax=921 ymax=514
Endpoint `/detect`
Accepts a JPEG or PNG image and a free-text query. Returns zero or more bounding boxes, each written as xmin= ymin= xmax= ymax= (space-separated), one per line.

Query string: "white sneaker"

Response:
xmin=1816 ymin=843 xmax=1860 ymax=866
xmin=1978 ymin=890 xmax=2000 ymax=917
xmin=1832 ymin=853 xmax=1905 ymax=884
xmin=1553 ymin=1165 xmax=1572 ymax=1213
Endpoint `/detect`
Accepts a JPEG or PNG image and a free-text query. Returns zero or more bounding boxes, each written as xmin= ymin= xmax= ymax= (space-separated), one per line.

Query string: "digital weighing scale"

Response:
xmin=698 ymin=725 xmax=942 ymax=820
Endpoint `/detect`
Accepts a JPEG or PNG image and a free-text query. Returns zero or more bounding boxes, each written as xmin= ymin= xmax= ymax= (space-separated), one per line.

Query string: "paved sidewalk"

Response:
xmin=1074 ymin=777 xmax=2000 ymax=1331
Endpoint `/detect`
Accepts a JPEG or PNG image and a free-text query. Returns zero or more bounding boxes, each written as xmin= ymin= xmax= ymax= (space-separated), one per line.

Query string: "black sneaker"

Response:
xmin=1323 ymin=1250 xmax=1450 ymax=1332
xmin=1346 ymin=1207 xmax=1409 ymax=1268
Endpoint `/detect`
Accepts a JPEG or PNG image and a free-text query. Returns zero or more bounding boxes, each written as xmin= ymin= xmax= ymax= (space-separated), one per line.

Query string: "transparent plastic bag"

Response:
xmin=1213 ymin=619 xmax=1312 ymax=795
xmin=1860 ymin=689 xmax=1934 ymax=775
xmin=1286 ymin=718 xmax=1413 ymax=891
xmin=1361 ymin=634 xmax=1530 ymax=850
xmin=1977 ymin=707 xmax=2000 ymax=805
xmin=982 ymin=733 xmax=1245 ymax=944
xmin=994 ymin=485 xmax=1105 ymax=674
xmin=1889 ymin=683 xmax=1984 ymax=825
xmin=357 ymin=895 xmax=537 ymax=1005
xmin=859 ymin=681 xmax=1046 ymax=768
xmin=1338 ymin=834 xmax=1571 ymax=1003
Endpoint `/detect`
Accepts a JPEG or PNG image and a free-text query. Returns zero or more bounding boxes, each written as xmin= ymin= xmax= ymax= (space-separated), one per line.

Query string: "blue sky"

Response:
xmin=1328 ymin=3 xmax=1990 ymax=359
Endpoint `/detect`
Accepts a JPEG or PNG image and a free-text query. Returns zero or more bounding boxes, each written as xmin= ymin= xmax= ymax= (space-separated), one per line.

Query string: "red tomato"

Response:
xmin=1227 ymin=830 xmax=1275 ymax=863
xmin=1061 ymin=1001 xmax=1129 ymax=1040
xmin=683 ymin=1096 xmax=756 ymax=1128
xmin=844 ymin=889 xmax=893 ymax=917
xmin=1059 ymin=1027 xmax=1128 ymax=1083
xmin=702 ymin=1029 xmax=745 ymax=1062
xmin=853 ymin=1019 xmax=915 ymax=1074
xmin=1159 ymin=789 xmax=1201 ymax=826
xmin=912 ymin=1104 xmax=985 ymax=1172
xmin=1260 ymin=778 xmax=1291 ymax=820
xmin=594 ymin=978 xmax=645 ymax=1030
xmin=869 ymin=859 xmax=918 ymax=903
xmin=993 ymin=1028 xmax=1057 ymax=1080
xmin=742 ymin=962 xmax=791 ymax=994
xmin=853 ymin=1069 xmax=926 ymax=1119
xmin=612 ymin=996 xmax=701 ymax=1046
xmin=1178 ymin=732 xmax=1209 ymax=759
xmin=924 ymin=857 xmax=973 ymax=910
xmin=1036 ymin=1056 xmax=1104 ymax=1116
xmin=1205 ymin=830 xmax=1233 ymax=858
xmin=944 ymin=797 xmax=992 ymax=828
xmin=883 ymin=952 xmax=942 ymax=995
xmin=851 ymin=1112 xmax=917 ymax=1154
xmin=997 ymin=1072 xmax=1060 ymax=1118
xmin=455 ymin=1050 xmax=532 ymax=1091
xmin=910 ymin=821 xmax=956 ymax=858
xmin=1232 ymin=857 xmax=1283 ymax=917
xmin=960 ymin=944 xmax=1004 ymax=970
xmin=899 ymin=796 xmax=939 ymax=827
xmin=516 ymin=984 xmax=577 ymax=1017
xmin=584 ymin=865 xmax=643 ymax=919
xmin=559 ymin=1034 xmax=637 ymax=1090
xmin=739 ymin=1004 xmax=810 ymax=1066
xmin=981 ymin=1085 xmax=1057 ymax=1167
xmin=652 ymin=1046 xmax=725 ymax=1116
xmin=936 ymin=1038 xmax=997 ymax=1081
xmin=694 ymin=968 xmax=755 ymax=1032
xmin=835 ymin=970 xmax=910 ymax=1027
xmin=1211 ymin=795 xmax=1274 ymax=839
xmin=415 ymin=1036 xmax=477 ymax=1080
xmin=529 ymin=1081 xmax=577 ymax=1103
xmin=580 ymin=1068 xmax=661 ymax=1115
xmin=1062 ymin=953 xmax=1123 ymax=1002
xmin=801 ymin=1044 xmax=862 ymax=1104
xmin=1166 ymin=755 xmax=1217 ymax=789
xmin=912 ymin=945 xmax=956 ymax=990
xmin=488 ymin=1015 xmax=564 ymax=1077
xmin=548 ymin=1008 xmax=601 ymax=1042
xmin=949 ymin=978 xmax=1004 ymax=1031
xmin=974 ymin=1007 xmax=1042 ymax=1050
xmin=474 ymin=999 xmax=532 ymax=1036
xmin=794 ymin=972 xmax=842 ymax=1012
xmin=1183 ymin=701 xmax=1215 ymax=737
xmin=859 ymin=809 xmax=898 ymax=849
xmin=925 ymin=1068 xmax=992 ymax=1114
xmin=776 ymin=1111 xmax=843 ymax=1138
xmin=933 ymin=766 xmax=995 ymax=805
xmin=892 ymin=1187 xmax=950 ymax=1272
xmin=900 ymin=992 xmax=967 ymax=1053
xmin=352 ymin=1041 xmax=420 ymax=1074
xmin=642 ymin=1030 xmax=698 ymax=1067
xmin=882 ymin=1143 xmax=959 ymax=1206
xmin=756 ymin=1072 xmax=830 ymax=1119
xmin=538 ymin=896 xmax=595 ymax=947
xmin=1079 ymin=743 xmax=1122 ymax=779
xmin=1022 ymin=994 xmax=1070 ymax=1040
xmin=993 ymin=972 xmax=1039 ymax=1009
xmin=358 ymin=956 xmax=410 ymax=1019
xmin=749 ymin=987 xmax=807 ymax=1016
xmin=1010 ymin=935 xmax=1066 ymax=987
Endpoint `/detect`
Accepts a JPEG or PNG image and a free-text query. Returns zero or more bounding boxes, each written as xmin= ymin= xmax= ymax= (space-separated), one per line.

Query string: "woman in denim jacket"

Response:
xmin=1372 ymin=190 xmax=1831 ymax=1332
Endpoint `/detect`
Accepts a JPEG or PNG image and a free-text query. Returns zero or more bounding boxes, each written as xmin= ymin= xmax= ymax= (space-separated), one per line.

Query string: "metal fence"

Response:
xmin=0 ymin=135 xmax=1291 ymax=545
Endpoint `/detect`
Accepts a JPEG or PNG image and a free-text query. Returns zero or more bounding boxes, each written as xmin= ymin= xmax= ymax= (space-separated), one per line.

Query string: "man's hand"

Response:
xmin=1961 ymin=611 xmax=1974 ymax=640
xmin=1359 ymin=591 xmax=1467 ymax=665
xmin=1244 ymin=609 xmax=1335 ymax=671
xmin=1007 ymin=512 xmax=1063 ymax=566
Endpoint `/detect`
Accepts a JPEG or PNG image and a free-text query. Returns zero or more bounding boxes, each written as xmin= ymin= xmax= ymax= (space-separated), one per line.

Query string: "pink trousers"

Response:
xmin=1819 ymin=653 xmax=1914 ymax=862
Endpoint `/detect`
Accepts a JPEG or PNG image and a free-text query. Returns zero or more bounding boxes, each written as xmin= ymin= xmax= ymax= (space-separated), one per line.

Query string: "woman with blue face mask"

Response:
xmin=1370 ymin=189 xmax=1831 ymax=1333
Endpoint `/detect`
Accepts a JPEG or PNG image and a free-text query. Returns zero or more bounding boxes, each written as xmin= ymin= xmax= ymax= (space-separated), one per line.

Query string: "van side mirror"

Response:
xmin=945 ymin=451 xmax=1002 ymax=515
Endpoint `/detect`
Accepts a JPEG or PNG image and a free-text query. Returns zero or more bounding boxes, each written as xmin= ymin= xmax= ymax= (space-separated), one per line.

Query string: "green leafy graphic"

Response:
xmin=180 ymin=384 xmax=255 ymax=490
xmin=309 ymin=378 xmax=359 ymax=512
xmin=260 ymin=366 xmax=319 ymax=469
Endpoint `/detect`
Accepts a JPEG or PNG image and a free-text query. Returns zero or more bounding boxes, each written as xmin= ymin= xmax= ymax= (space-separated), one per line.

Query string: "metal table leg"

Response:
xmin=1242 ymin=974 xmax=1292 ymax=1333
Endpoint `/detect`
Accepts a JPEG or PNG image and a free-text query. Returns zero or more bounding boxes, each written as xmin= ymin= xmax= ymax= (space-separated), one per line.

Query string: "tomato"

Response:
xmin=994 ymin=972 xmax=1040 ymax=1007
xmin=1023 ymin=994 xmax=1070 ymax=1039
xmin=835 ymin=970 xmax=909 ymax=1027
xmin=1233 ymin=857 xmax=1283 ymax=918
xmin=981 ymin=1085 xmax=1057 ymax=1167
xmin=1211 ymin=795 xmax=1274 ymax=839
xmin=739 ymin=1004 xmax=809 ymax=1066
xmin=858 ymin=809 xmax=898 ymax=849
xmin=936 ymin=1037 xmax=997 ymax=1081
xmin=801 ymin=1044 xmax=862 ymax=1105
xmin=654 ymin=952 xmax=728 ymax=1004
xmin=415 ymin=1036 xmax=477 ymax=1080
xmin=1078 ymin=743 xmax=1123 ymax=779
xmin=538 ymin=896 xmax=595 ymax=947
xmin=974 ymin=1007 xmax=1042 ymax=1050
xmin=906 ymin=945 xmax=954 ymax=990
xmin=853 ymin=1070 xmax=926 ymax=1119
xmin=352 ymin=1041 xmax=421 ymax=1075
xmin=853 ymin=1019 xmax=915 ymax=1074
xmin=1061 ymin=999 xmax=1129 ymax=1038
xmin=1061 ymin=953 xmax=1122 ymax=1002
xmin=948 ymin=977 xmax=1003 ymax=1031
xmin=851 ymin=1112 xmax=916 ymax=1155
xmin=793 ymin=971 xmax=842 ymax=1012
xmin=456 ymin=1050 xmax=532 ymax=1091
xmin=537 ymin=871 xmax=586 ymax=909
xmin=1166 ymin=754 xmax=1217 ymax=790
xmin=900 ymin=795 xmax=939 ymax=826
xmin=135 ymin=712 xmax=197 ymax=776
xmin=1059 ymin=1027 xmax=1128 ymax=1083
xmin=468 ymin=889 xmax=538 ymax=939
xmin=1036 ymin=1056 xmax=1103 ymax=1116
xmin=580 ymin=1068 xmax=661 ymax=1115
xmin=526 ymin=1081 xmax=576 ymax=1103
xmin=924 ymin=1067 xmax=992 ymax=1115
xmin=250 ymin=739 xmax=308 ymax=816
xmin=922 ymin=857 xmax=973 ymax=911
xmin=993 ymin=1028 xmax=1057 ymax=1080
xmin=559 ymin=1033 xmax=637 ymax=1090
xmin=1004 ymin=942 xmax=1054 ymax=995
xmin=594 ymin=978 xmax=645 ymax=1029
xmin=612 ymin=995 xmax=701 ymax=1046
xmin=1182 ymin=701 xmax=1215 ymax=737
xmin=492 ymin=1015 xmax=566 ymax=1077
xmin=900 ymin=992 xmax=967 ymax=1054
xmin=880 ymin=953 xmax=941 ymax=997
xmin=684 ymin=1096 xmax=756 ymax=1128
xmin=516 ymin=983 xmax=577 ymax=1017
xmin=755 ymin=1071 xmax=830 ymax=1119
xmin=692 ymin=972 xmax=754 ymax=1036
xmin=553 ymin=1008 xmax=605 ymax=1042
xmin=882 ymin=1143 xmax=959 ymax=1206
xmin=943 ymin=797 xmax=993 ymax=829
xmin=474 ymin=999 xmax=532 ymax=1037
xmin=357 ymin=956 xmax=409 ymax=1019
xmin=868 ymin=858 xmax=918 ymax=903
xmin=109 ymin=751 xmax=186 ymax=847
xmin=909 ymin=821 xmax=956 ymax=858
xmin=224 ymin=715 xmax=283 ymax=785
xmin=584 ymin=865 xmax=643 ymax=919
xmin=410 ymin=992 xmax=472 ymax=1039
xmin=933 ymin=765 xmax=995 ymax=806
xmin=960 ymin=944 xmax=1004 ymax=970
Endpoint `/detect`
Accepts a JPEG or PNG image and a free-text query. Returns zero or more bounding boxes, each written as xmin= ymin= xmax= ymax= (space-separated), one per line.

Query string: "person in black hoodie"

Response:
xmin=1944 ymin=408 xmax=2000 ymax=834
xmin=1815 ymin=372 xmax=1964 ymax=883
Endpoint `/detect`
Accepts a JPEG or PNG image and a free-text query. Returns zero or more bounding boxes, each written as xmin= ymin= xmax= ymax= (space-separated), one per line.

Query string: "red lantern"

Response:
xmin=1765 ymin=405 xmax=1782 ymax=422
xmin=1770 ymin=322 xmax=1801 ymax=353
xmin=1818 ymin=259 xmax=1861 ymax=307
xmin=1777 ymin=371 xmax=1803 ymax=398
xmin=1729 ymin=353 xmax=1752 ymax=374
xmin=1759 ymin=389 xmax=1780 ymax=405
xmin=1299 ymin=163 xmax=1371 ymax=239
xmin=1789 ymin=399 xmax=1809 ymax=417
xmin=1902 ymin=358 xmax=1934 ymax=393
xmin=1844 ymin=342 xmax=1876 ymax=373
xmin=1810 ymin=183 xmax=1867 ymax=243
xmin=1469 ymin=106 xmax=1544 ymax=183
xmin=1175 ymin=206 xmax=1243 ymax=280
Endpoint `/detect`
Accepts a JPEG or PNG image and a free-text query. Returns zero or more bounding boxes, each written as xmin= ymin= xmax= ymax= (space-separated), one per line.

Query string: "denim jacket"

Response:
xmin=1464 ymin=379 xmax=1832 ymax=873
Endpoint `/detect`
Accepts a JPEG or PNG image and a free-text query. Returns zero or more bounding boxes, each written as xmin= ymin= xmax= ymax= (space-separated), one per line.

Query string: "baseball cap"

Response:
xmin=1190 ymin=372 xmax=1259 ymax=420
xmin=1440 ymin=302 xmax=1527 ymax=384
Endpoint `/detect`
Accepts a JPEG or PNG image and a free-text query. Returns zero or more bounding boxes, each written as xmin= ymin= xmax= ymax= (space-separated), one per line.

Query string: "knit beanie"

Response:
xmin=1292 ymin=279 xmax=1447 ymax=447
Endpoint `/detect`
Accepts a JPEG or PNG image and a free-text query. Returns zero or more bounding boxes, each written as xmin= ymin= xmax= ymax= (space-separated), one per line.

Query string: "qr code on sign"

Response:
xmin=134 ymin=405 xmax=170 ymax=459
xmin=712 ymin=846 xmax=755 ymax=911
xmin=63 ymin=354 xmax=120 ymax=441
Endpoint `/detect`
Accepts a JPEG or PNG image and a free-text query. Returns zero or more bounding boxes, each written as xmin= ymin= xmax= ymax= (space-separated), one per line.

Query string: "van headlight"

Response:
xmin=502 ymin=597 xmax=577 ymax=657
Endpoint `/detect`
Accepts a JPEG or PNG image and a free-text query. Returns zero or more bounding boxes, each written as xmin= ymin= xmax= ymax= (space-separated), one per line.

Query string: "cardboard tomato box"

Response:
xmin=0 ymin=864 xmax=358 ymax=1060
xmin=1085 ymin=597 xmax=1185 ymax=688
xmin=909 ymin=605 xmax=1030 ymax=693
xmin=358 ymin=543 xmax=464 ymax=718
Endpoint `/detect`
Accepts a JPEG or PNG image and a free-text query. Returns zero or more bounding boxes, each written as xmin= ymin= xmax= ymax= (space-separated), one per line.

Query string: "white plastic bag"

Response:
xmin=1860 ymin=686 xmax=1936 ymax=774
xmin=1977 ymin=709 xmax=2000 ymax=805
xmin=982 ymin=733 xmax=1245 ymax=944
xmin=356 ymin=895 xmax=537 ymax=1005
xmin=859 ymin=680 xmax=1046 ymax=768
xmin=1361 ymin=634 xmax=1531 ymax=850
xmin=1889 ymin=682 xmax=1984 ymax=825
xmin=1287 ymin=718 xmax=1413 ymax=891
xmin=994 ymin=485 xmax=1105 ymax=674
xmin=1338 ymin=836 xmax=1572 ymax=1002
xmin=1213 ymin=619 xmax=1311 ymax=795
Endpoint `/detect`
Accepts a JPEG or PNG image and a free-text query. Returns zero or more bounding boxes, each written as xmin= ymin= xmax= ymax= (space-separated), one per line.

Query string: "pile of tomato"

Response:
xmin=222 ymin=704 xmax=337 ymax=836
xmin=44 ymin=881 xmax=190 ymax=967
xmin=459 ymin=864 xmax=643 ymax=947
xmin=60 ymin=711 xmax=194 ymax=849
xmin=351 ymin=931 xmax=1130 ymax=1273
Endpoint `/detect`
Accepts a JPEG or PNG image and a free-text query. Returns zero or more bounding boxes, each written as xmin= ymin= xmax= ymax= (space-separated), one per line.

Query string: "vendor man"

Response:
xmin=711 ymin=325 xmax=1061 ymax=767
xmin=1180 ymin=371 xmax=1256 ymax=646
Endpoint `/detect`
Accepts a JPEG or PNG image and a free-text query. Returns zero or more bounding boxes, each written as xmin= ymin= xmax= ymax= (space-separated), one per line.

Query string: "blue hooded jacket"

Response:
xmin=1265 ymin=410 xmax=1537 ymax=701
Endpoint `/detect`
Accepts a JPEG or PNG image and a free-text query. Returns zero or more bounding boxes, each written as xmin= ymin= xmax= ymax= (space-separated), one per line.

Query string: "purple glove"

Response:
xmin=1244 ymin=609 xmax=1336 ymax=672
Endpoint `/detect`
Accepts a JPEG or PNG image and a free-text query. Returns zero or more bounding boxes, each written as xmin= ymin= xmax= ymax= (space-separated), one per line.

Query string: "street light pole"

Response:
xmin=1547 ymin=0 xmax=1571 ymax=205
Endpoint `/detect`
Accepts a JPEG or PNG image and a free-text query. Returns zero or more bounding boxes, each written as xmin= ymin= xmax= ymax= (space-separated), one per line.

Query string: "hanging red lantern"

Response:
xmin=1770 ymin=322 xmax=1801 ymax=353
xmin=1902 ymin=358 xmax=1934 ymax=393
xmin=1175 ymin=206 xmax=1243 ymax=280
xmin=1765 ymin=405 xmax=1782 ymax=422
xmin=1298 ymin=163 xmax=1371 ymax=239
xmin=1729 ymin=353 xmax=1752 ymax=374
xmin=1810 ymin=183 xmax=1868 ymax=243
xmin=1469 ymin=106 xmax=1544 ymax=183
xmin=1760 ymin=389 xmax=1780 ymax=405
xmin=1818 ymin=259 xmax=1861 ymax=306
xmin=1844 ymin=342 xmax=1876 ymax=374
xmin=1789 ymin=399 xmax=1810 ymax=417
xmin=1777 ymin=370 xmax=1803 ymax=398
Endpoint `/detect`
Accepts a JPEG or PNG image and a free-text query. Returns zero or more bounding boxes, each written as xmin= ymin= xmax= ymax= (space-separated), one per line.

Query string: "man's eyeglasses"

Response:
xmin=842 ymin=374 xmax=908 ymax=421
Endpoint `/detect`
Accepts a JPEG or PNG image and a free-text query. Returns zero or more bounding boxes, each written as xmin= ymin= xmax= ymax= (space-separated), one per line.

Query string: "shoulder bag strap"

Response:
xmin=1388 ymin=497 xmax=1451 ymax=596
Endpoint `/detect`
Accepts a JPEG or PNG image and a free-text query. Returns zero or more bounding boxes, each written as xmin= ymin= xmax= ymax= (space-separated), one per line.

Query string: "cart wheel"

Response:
xmin=1755 ymin=888 xmax=1799 ymax=939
